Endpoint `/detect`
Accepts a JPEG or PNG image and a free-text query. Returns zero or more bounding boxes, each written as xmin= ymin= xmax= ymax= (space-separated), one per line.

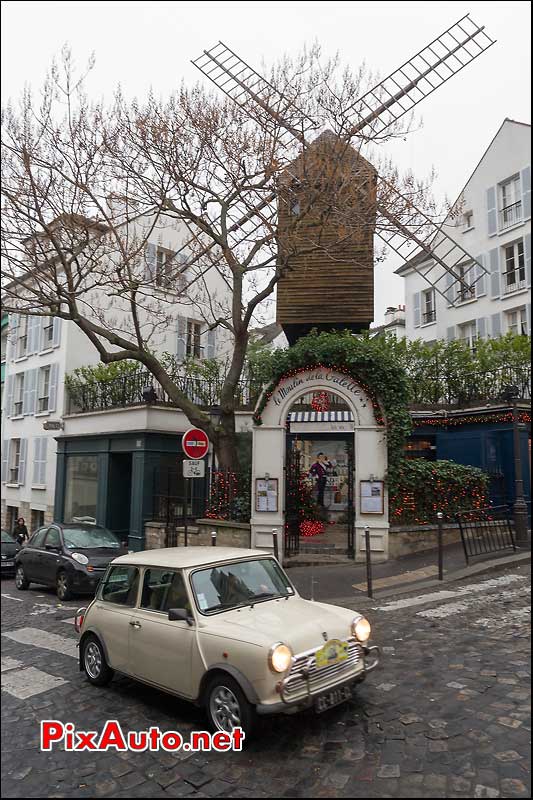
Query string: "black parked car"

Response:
xmin=15 ymin=523 xmax=128 ymax=600
xmin=1 ymin=529 xmax=20 ymax=576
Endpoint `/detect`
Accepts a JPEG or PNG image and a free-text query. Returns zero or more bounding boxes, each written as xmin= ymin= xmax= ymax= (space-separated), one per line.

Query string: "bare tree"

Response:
xmin=1 ymin=46 xmax=437 ymax=469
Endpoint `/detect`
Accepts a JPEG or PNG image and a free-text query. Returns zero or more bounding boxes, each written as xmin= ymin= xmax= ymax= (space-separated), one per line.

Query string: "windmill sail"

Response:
xmin=192 ymin=41 xmax=316 ymax=148
xmin=376 ymin=177 xmax=488 ymax=304
xmin=343 ymin=14 xmax=496 ymax=140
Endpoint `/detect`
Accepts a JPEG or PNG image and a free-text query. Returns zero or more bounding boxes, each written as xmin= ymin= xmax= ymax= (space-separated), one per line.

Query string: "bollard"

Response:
xmin=364 ymin=525 xmax=373 ymax=599
xmin=272 ymin=528 xmax=279 ymax=562
xmin=437 ymin=512 xmax=444 ymax=580
xmin=211 ymin=530 xmax=217 ymax=546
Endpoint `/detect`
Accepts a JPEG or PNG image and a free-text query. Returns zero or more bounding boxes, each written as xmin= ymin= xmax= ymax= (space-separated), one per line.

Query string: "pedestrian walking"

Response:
xmin=13 ymin=517 xmax=29 ymax=545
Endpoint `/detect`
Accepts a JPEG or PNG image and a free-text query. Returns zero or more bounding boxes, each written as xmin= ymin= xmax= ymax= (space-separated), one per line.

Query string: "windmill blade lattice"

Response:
xmin=343 ymin=14 xmax=495 ymax=140
xmin=192 ymin=41 xmax=317 ymax=148
xmin=376 ymin=177 xmax=488 ymax=305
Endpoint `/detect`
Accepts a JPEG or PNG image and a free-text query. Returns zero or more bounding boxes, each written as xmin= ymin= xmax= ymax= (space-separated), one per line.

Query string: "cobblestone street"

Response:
xmin=1 ymin=564 xmax=530 ymax=798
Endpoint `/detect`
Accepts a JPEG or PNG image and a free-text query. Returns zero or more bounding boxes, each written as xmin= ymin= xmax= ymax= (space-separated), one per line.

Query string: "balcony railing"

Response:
xmin=502 ymin=271 xmax=527 ymax=295
xmin=409 ymin=364 xmax=531 ymax=408
xmin=67 ymin=370 xmax=263 ymax=415
xmin=422 ymin=309 xmax=436 ymax=324
xmin=500 ymin=201 xmax=522 ymax=230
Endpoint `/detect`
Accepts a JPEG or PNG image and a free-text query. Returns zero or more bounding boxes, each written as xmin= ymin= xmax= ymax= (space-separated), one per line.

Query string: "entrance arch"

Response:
xmin=250 ymin=367 xmax=389 ymax=562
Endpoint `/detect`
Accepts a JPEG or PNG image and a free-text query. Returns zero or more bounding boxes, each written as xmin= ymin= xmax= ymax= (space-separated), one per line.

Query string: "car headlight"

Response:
xmin=71 ymin=552 xmax=89 ymax=565
xmin=352 ymin=616 xmax=371 ymax=643
xmin=268 ymin=642 xmax=293 ymax=673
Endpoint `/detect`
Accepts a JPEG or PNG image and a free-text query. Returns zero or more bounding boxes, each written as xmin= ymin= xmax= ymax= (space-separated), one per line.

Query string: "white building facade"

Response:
xmin=398 ymin=119 xmax=531 ymax=344
xmin=1 ymin=213 xmax=233 ymax=534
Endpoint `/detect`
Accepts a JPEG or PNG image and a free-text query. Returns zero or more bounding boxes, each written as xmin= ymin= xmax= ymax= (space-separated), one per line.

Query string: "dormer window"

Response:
xmin=463 ymin=210 xmax=474 ymax=229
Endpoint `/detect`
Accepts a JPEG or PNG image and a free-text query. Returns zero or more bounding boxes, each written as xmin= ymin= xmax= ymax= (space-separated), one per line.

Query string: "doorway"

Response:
xmin=285 ymin=432 xmax=355 ymax=558
xmin=106 ymin=453 xmax=132 ymax=543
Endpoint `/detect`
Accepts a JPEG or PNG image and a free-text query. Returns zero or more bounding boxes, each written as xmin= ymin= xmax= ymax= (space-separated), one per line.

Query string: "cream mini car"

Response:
xmin=76 ymin=547 xmax=379 ymax=736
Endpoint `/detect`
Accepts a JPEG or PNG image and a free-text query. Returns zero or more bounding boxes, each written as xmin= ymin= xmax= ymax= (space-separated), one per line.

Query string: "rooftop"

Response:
xmin=113 ymin=547 xmax=270 ymax=569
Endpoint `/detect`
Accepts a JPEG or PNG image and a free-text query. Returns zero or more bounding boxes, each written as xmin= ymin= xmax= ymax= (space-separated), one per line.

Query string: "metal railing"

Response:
xmin=422 ymin=309 xmax=436 ymax=324
xmin=500 ymin=201 xmax=522 ymax=230
xmin=409 ymin=364 xmax=531 ymax=407
xmin=455 ymin=505 xmax=516 ymax=564
xmin=67 ymin=370 xmax=263 ymax=414
xmin=502 ymin=272 xmax=527 ymax=294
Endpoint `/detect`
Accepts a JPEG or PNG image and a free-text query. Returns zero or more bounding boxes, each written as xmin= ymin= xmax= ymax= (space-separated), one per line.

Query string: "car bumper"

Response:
xmin=256 ymin=645 xmax=380 ymax=716
xmin=71 ymin=570 xmax=105 ymax=594
xmin=1 ymin=560 xmax=16 ymax=574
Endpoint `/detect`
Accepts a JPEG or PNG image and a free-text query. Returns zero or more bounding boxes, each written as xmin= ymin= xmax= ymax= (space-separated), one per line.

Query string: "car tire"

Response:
xmin=204 ymin=673 xmax=255 ymax=740
xmin=15 ymin=565 xmax=30 ymax=590
xmin=81 ymin=635 xmax=114 ymax=687
xmin=56 ymin=570 xmax=73 ymax=601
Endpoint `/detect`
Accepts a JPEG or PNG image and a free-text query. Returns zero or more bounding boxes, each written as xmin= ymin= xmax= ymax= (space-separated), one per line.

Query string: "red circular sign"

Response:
xmin=182 ymin=428 xmax=210 ymax=460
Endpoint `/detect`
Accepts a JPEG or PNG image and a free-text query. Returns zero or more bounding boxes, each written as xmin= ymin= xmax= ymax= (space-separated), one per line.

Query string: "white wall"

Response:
xmin=402 ymin=121 xmax=531 ymax=343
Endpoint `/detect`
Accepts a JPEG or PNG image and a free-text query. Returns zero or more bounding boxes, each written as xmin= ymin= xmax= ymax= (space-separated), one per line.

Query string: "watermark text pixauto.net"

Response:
xmin=41 ymin=720 xmax=244 ymax=752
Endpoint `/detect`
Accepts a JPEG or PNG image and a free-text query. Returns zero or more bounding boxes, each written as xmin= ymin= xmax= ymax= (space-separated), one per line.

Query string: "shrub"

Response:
xmin=390 ymin=459 xmax=490 ymax=525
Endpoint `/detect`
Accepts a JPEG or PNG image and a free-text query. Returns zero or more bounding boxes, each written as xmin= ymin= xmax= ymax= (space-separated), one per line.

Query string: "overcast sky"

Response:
xmin=2 ymin=1 xmax=531 ymax=323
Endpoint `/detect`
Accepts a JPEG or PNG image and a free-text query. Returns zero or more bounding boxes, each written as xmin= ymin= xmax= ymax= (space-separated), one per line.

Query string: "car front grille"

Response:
xmin=282 ymin=639 xmax=364 ymax=703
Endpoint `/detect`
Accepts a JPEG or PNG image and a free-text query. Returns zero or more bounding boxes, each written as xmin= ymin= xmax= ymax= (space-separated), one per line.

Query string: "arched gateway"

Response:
xmin=250 ymin=367 xmax=389 ymax=562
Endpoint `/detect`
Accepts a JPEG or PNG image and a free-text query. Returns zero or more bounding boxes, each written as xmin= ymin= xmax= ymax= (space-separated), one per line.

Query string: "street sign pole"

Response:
xmin=181 ymin=430 xmax=210 ymax=547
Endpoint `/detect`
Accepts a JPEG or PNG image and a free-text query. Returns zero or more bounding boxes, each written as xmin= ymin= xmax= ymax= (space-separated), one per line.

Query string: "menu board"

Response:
xmin=360 ymin=480 xmax=385 ymax=514
xmin=255 ymin=478 xmax=278 ymax=512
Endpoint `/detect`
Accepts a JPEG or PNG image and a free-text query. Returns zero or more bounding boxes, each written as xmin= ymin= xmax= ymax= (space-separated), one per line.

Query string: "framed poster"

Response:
xmin=360 ymin=480 xmax=385 ymax=514
xmin=255 ymin=478 xmax=279 ymax=512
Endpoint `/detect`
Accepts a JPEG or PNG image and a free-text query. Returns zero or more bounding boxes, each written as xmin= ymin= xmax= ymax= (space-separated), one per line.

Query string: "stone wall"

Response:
xmin=388 ymin=522 xmax=462 ymax=559
xmin=1 ymin=500 xmax=55 ymax=533
xmin=144 ymin=519 xmax=251 ymax=550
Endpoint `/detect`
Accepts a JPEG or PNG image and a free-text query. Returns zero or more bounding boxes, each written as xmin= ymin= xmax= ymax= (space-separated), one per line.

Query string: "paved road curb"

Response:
xmin=325 ymin=550 xmax=531 ymax=607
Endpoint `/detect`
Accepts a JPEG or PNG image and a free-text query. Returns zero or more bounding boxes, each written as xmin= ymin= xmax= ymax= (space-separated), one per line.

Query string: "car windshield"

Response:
xmin=62 ymin=526 xmax=121 ymax=550
xmin=1 ymin=530 xmax=14 ymax=543
xmin=190 ymin=558 xmax=294 ymax=614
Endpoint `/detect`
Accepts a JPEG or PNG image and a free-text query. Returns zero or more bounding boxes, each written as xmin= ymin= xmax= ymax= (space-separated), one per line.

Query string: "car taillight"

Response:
xmin=74 ymin=607 xmax=86 ymax=634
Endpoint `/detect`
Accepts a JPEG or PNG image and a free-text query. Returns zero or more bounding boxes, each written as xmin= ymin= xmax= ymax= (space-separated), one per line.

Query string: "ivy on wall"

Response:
xmin=390 ymin=459 xmax=490 ymax=525
xmin=252 ymin=330 xmax=412 ymax=489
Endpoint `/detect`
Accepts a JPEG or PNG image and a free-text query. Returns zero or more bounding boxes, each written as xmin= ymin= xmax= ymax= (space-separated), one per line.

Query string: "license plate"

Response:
xmin=315 ymin=638 xmax=349 ymax=668
xmin=315 ymin=685 xmax=352 ymax=713
xmin=1 ymin=561 xmax=14 ymax=568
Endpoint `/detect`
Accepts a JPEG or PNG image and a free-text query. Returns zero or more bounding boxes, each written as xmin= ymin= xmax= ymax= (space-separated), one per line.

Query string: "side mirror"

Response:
xmin=168 ymin=607 xmax=194 ymax=626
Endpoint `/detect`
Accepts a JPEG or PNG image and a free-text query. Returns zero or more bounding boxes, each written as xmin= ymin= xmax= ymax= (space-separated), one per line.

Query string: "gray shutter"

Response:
xmin=39 ymin=438 xmax=48 ymax=485
xmin=22 ymin=370 xmax=31 ymax=415
xmin=207 ymin=328 xmax=216 ymax=359
xmin=33 ymin=437 xmax=41 ymax=485
xmin=446 ymin=326 xmax=455 ymax=342
xmin=8 ymin=314 xmax=19 ymax=362
xmin=18 ymin=438 xmax=27 ymax=485
xmin=445 ymin=272 xmax=454 ymax=306
xmin=491 ymin=312 xmax=502 ymax=338
xmin=413 ymin=292 xmax=421 ymax=327
xmin=4 ymin=375 xmax=14 ymax=417
xmin=27 ymin=317 xmax=37 ymax=354
xmin=489 ymin=248 xmax=501 ymax=299
xmin=1 ymin=441 xmax=9 ymax=483
xmin=176 ymin=316 xmax=187 ymax=362
xmin=144 ymin=243 xmax=157 ymax=282
xmin=526 ymin=304 xmax=532 ymax=336
xmin=48 ymin=363 xmax=59 ymax=413
xmin=29 ymin=367 xmax=39 ymax=414
xmin=522 ymin=166 xmax=531 ymax=220
xmin=487 ymin=186 xmax=497 ymax=235
xmin=475 ymin=255 xmax=486 ymax=297
xmin=476 ymin=318 xmax=487 ymax=340
xmin=525 ymin=233 xmax=531 ymax=288
xmin=52 ymin=317 xmax=62 ymax=347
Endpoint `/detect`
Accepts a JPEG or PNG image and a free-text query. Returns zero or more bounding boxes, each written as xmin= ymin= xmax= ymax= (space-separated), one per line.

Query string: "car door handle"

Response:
xmin=129 ymin=621 xmax=142 ymax=629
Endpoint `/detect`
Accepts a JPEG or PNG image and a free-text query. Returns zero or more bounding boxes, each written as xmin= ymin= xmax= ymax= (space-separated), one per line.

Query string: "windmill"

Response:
xmin=183 ymin=14 xmax=495 ymax=342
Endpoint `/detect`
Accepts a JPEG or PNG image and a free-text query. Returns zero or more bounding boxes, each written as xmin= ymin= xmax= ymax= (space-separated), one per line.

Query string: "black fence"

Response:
xmin=67 ymin=370 xmax=262 ymax=414
xmin=455 ymin=505 xmax=517 ymax=564
xmin=409 ymin=364 xmax=531 ymax=407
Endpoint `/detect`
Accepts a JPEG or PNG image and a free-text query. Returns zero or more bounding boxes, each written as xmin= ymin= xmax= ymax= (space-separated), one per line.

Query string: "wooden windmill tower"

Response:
xmin=186 ymin=15 xmax=495 ymax=343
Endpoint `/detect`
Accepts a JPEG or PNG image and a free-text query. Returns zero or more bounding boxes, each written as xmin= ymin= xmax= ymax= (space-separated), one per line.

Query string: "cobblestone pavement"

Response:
xmin=1 ymin=564 xmax=530 ymax=798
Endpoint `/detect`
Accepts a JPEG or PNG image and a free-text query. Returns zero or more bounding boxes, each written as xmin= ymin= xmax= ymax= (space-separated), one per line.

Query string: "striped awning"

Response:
xmin=288 ymin=411 xmax=354 ymax=423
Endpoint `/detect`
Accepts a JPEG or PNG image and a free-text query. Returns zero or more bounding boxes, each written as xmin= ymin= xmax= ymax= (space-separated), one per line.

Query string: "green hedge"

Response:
xmin=390 ymin=459 xmax=490 ymax=526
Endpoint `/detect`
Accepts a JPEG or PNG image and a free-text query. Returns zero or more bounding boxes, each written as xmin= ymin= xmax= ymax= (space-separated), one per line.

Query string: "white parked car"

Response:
xmin=76 ymin=548 xmax=379 ymax=736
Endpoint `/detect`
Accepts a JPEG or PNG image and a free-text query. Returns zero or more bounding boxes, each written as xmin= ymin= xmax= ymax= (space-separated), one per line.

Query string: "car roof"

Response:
xmin=112 ymin=547 xmax=271 ymax=570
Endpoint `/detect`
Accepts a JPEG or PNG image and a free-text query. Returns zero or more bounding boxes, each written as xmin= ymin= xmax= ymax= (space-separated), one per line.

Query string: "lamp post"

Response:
xmin=501 ymin=385 xmax=529 ymax=546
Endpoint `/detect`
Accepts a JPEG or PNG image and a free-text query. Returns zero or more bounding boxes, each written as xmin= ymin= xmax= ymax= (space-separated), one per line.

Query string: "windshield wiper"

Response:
xmin=203 ymin=601 xmax=244 ymax=613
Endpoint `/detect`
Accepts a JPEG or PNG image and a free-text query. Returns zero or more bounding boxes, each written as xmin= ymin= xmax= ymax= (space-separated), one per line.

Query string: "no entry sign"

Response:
xmin=182 ymin=428 xmax=210 ymax=460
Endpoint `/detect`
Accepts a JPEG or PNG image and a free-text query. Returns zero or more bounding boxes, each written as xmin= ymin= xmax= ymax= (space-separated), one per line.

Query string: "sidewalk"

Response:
xmin=287 ymin=539 xmax=531 ymax=605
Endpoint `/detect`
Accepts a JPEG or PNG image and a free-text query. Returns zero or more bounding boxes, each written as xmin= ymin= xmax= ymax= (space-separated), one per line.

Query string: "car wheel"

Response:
xmin=205 ymin=674 xmax=255 ymax=739
xmin=82 ymin=635 xmax=114 ymax=686
xmin=56 ymin=570 xmax=73 ymax=601
xmin=15 ymin=565 xmax=30 ymax=590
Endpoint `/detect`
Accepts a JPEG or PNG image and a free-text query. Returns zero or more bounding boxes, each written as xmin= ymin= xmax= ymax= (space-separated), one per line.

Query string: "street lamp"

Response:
xmin=500 ymin=384 xmax=529 ymax=546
